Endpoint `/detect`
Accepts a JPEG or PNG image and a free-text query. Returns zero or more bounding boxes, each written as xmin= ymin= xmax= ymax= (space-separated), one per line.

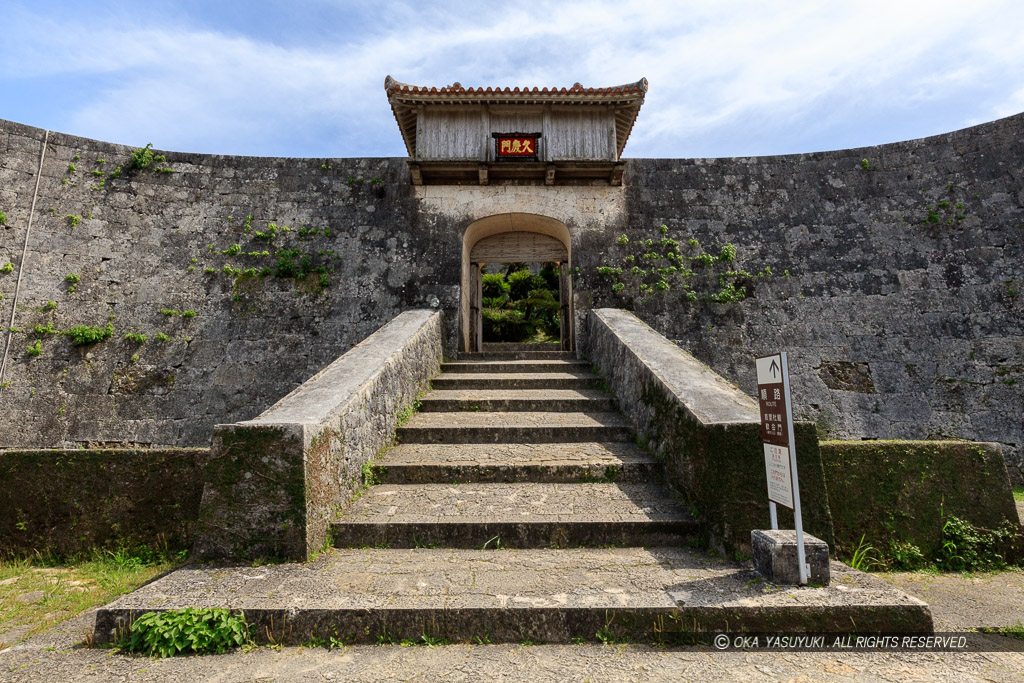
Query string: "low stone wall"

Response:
xmin=193 ymin=309 xmax=443 ymax=562
xmin=0 ymin=448 xmax=205 ymax=557
xmin=820 ymin=440 xmax=1022 ymax=563
xmin=585 ymin=308 xmax=834 ymax=556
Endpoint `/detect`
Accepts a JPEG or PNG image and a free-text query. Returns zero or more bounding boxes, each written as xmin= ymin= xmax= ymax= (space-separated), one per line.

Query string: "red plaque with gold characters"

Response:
xmin=493 ymin=133 xmax=540 ymax=160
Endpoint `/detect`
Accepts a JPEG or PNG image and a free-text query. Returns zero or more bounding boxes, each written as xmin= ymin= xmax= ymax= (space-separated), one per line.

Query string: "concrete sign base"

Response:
xmin=752 ymin=529 xmax=831 ymax=586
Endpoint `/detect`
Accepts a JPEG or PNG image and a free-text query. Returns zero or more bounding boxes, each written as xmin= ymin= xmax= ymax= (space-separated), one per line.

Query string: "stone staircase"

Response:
xmin=93 ymin=343 xmax=935 ymax=645
xmin=329 ymin=344 xmax=697 ymax=551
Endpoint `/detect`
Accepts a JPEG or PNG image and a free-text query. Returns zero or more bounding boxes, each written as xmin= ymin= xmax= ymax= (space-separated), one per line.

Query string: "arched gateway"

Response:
xmin=384 ymin=74 xmax=648 ymax=353
xmin=459 ymin=213 xmax=572 ymax=352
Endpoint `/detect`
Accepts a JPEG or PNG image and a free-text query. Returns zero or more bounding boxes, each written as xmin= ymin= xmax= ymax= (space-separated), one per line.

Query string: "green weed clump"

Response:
xmin=128 ymin=143 xmax=165 ymax=171
xmin=121 ymin=608 xmax=251 ymax=658
xmin=64 ymin=273 xmax=80 ymax=293
xmin=936 ymin=515 xmax=1020 ymax=572
xmin=64 ymin=322 xmax=113 ymax=346
xmin=846 ymin=516 xmax=1020 ymax=573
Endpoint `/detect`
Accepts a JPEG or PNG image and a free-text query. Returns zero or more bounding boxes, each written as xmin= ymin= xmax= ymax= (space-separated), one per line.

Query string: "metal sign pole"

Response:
xmin=769 ymin=501 xmax=778 ymax=530
xmin=780 ymin=352 xmax=807 ymax=585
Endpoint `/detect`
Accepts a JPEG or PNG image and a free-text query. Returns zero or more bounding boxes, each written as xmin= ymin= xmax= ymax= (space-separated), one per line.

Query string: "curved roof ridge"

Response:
xmin=385 ymin=75 xmax=647 ymax=99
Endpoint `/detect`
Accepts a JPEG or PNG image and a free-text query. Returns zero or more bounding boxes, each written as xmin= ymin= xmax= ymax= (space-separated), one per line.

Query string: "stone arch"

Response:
xmin=460 ymin=213 xmax=573 ymax=353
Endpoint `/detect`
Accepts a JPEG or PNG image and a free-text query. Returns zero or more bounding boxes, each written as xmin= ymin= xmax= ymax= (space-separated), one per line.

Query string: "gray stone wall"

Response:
xmin=576 ymin=114 xmax=1024 ymax=481
xmin=1 ymin=113 xmax=1021 ymax=483
xmin=0 ymin=122 xmax=458 ymax=448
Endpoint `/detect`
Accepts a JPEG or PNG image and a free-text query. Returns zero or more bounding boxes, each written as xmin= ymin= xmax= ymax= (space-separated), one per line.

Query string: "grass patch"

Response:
xmin=1013 ymin=485 xmax=1024 ymax=503
xmin=0 ymin=545 xmax=183 ymax=650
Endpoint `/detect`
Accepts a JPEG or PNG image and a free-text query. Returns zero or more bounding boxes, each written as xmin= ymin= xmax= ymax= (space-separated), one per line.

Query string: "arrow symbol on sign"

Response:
xmin=769 ymin=358 xmax=780 ymax=378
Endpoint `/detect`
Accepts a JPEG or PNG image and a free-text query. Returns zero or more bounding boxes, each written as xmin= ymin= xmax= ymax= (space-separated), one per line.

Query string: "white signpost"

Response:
xmin=755 ymin=352 xmax=808 ymax=585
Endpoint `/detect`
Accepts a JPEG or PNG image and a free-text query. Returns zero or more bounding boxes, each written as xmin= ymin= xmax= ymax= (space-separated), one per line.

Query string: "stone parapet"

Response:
xmin=585 ymin=308 xmax=835 ymax=556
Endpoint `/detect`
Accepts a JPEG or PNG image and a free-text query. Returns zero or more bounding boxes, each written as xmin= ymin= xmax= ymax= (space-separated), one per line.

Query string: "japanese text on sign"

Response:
xmin=756 ymin=353 xmax=795 ymax=509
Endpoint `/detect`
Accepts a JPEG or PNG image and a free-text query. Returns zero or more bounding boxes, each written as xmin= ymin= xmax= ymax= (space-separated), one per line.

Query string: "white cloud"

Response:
xmin=1 ymin=0 xmax=1022 ymax=157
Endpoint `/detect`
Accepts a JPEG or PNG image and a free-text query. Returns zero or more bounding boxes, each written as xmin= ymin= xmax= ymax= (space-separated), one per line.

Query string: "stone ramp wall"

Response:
xmin=193 ymin=309 xmax=443 ymax=562
xmin=0 ymin=448 xmax=205 ymax=557
xmin=820 ymin=440 xmax=1022 ymax=564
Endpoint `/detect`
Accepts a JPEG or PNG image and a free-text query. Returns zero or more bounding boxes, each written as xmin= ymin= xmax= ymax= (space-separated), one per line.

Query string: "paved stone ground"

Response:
xmin=1 ymin=600 xmax=1022 ymax=683
xmin=2 ymin=565 xmax=1023 ymax=680
xmin=882 ymin=570 xmax=1024 ymax=631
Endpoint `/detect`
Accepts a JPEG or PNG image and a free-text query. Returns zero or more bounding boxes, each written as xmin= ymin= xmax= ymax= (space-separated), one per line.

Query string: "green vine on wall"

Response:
xmin=593 ymin=225 xmax=781 ymax=304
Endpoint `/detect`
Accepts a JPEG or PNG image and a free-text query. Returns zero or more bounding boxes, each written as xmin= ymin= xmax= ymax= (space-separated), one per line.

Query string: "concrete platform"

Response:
xmin=331 ymin=482 xmax=694 ymax=547
xmin=418 ymin=388 xmax=615 ymax=412
xmin=376 ymin=442 xmax=659 ymax=483
xmin=431 ymin=372 xmax=602 ymax=390
xmin=92 ymin=547 xmax=933 ymax=645
xmin=397 ymin=411 xmax=632 ymax=443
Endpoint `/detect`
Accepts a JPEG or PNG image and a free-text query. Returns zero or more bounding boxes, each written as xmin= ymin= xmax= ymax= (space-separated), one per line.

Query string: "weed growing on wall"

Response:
xmin=128 ymin=143 xmax=165 ymax=171
xmin=64 ymin=323 xmax=113 ymax=346
xmin=921 ymin=183 xmax=970 ymax=225
xmin=64 ymin=273 xmax=80 ymax=294
xmin=200 ymin=219 xmax=340 ymax=297
xmin=593 ymin=225 xmax=772 ymax=305
xmin=0 ymin=210 xmax=7 ymax=226
xmin=844 ymin=516 xmax=1021 ymax=572
xmin=0 ymin=262 xmax=14 ymax=275
xmin=33 ymin=321 xmax=58 ymax=336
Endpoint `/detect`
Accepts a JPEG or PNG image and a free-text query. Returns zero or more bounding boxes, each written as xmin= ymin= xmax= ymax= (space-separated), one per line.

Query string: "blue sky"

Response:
xmin=2 ymin=0 xmax=1023 ymax=159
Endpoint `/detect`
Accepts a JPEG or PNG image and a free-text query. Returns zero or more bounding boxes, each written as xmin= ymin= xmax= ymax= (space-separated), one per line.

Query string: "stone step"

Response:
xmin=374 ymin=442 xmax=660 ymax=484
xmin=441 ymin=360 xmax=591 ymax=374
xmin=460 ymin=351 xmax=576 ymax=361
xmin=331 ymin=482 xmax=696 ymax=549
xmin=397 ymin=411 xmax=632 ymax=444
xmin=417 ymin=389 xmax=614 ymax=413
xmin=93 ymin=548 xmax=934 ymax=645
xmin=431 ymin=372 xmax=602 ymax=391
xmin=482 ymin=343 xmax=563 ymax=353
